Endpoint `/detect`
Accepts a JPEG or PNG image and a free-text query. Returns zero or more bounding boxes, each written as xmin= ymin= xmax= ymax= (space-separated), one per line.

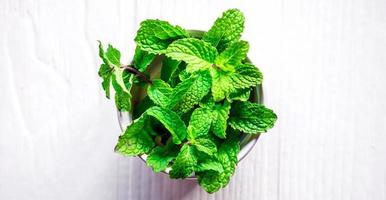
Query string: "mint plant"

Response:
xmin=97 ymin=8 xmax=277 ymax=193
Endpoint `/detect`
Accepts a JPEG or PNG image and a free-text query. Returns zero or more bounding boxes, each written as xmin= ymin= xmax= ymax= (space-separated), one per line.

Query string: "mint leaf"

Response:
xmin=160 ymin=57 xmax=181 ymax=82
xmin=192 ymin=138 xmax=217 ymax=156
xmin=178 ymin=69 xmax=191 ymax=81
xmin=229 ymin=101 xmax=277 ymax=134
xmin=105 ymin=44 xmax=121 ymax=65
xmin=147 ymin=79 xmax=172 ymax=108
xmin=228 ymin=88 xmax=251 ymax=101
xmin=133 ymin=96 xmax=154 ymax=119
xmin=210 ymin=70 xmax=234 ymax=102
xmin=187 ymin=107 xmax=212 ymax=139
xmin=111 ymin=70 xmax=132 ymax=111
xmin=115 ymin=117 xmax=155 ymax=156
xmin=113 ymin=87 xmax=131 ymax=111
xmin=98 ymin=41 xmax=132 ymax=111
xmin=195 ymin=160 xmax=224 ymax=173
xmin=131 ymin=46 xmax=155 ymax=86
xmin=98 ymin=64 xmax=112 ymax=98
xmin=199 ymin=95 xmax=215 ymax=108
xmin=210 ymin=101 xmax=230 ymax=138
xmin=188 ymin=101 xmax=230 ymax=139
xmin=165 ymin=38 xmax=218 ymax=73
xmin=132 ymin=46 xmax=155 ymax=71
xmin=135 ymin=20 xmax=189 ymax=54
xmin=231 ymin=64 xmax=263 ymax=89
xmin=197 ymin=132 xmax=240 ymax=193
xmin=169 ymin=144 xmax=197 ymax=179
xmin=211 ymin=63 xmax=263 ymax=101
xmin=168 ymin=70 xmax=212 ymax=114
xmin=168 ymin=62 xmax=187 ymax=87
xmin=146 ymin=141 xmax=179 ymax=172
xmin=203 ymin=9 xmax=245 ymax=52
xmin=214 ymin=41 xmax=249 ymax=71
xmin=146 ymin=106 xmax=188 ymax=144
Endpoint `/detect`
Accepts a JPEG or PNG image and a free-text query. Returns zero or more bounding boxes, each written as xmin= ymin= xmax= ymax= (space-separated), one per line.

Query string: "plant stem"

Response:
xmin=120 ymin=65 xmax=152 ymax=84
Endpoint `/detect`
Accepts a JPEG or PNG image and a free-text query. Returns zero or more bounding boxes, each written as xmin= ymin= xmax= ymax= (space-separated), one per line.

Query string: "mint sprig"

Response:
xmin=97 ymin=8 xmax=277 ymax=193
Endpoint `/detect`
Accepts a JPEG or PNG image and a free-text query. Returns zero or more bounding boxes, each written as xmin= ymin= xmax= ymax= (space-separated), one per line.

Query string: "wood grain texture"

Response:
xmin=0 ymin=0 xmax=385 ymax=199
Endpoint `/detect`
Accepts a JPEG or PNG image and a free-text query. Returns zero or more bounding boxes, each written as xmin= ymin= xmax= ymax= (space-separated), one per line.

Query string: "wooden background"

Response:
xmin=1 ymin=0 xmax=385 ymax=199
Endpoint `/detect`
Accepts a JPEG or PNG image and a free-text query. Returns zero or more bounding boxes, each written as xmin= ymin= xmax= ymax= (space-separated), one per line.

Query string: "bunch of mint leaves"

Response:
xmin=97 ymin=8 xmax=277 ymax=193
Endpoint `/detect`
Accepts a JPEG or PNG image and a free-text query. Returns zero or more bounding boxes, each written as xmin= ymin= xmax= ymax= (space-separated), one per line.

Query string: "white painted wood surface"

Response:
xmin=1 ymin=0 xmax=385 ymax=199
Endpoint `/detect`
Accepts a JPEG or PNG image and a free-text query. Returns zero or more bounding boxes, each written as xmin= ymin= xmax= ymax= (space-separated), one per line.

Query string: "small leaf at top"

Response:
xmin=135 ymin=19 xmax=189 ymax=54
xmin=165 ymin=38 xmax=218 ymax=73
xmin=203 ymin=9 xmax=245 ymax=52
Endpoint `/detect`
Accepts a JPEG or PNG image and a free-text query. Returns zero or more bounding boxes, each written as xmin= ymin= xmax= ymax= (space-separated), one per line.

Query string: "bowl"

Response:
xmin=117 ymin=30 xmax=263 ymax=179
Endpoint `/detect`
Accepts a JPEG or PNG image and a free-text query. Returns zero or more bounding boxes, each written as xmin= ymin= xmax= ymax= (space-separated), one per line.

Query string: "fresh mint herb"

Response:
xmin=135 ymin=19 xmax=189 ymax=54
xmin=97 ymin=8 xmax=277 ymax=193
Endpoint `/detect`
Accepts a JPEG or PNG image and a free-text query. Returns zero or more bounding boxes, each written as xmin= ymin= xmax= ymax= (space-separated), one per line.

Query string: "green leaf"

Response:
xmin=210 ymin=102 xmax=231 ymax=138
xmin=192 ymin=138 xmax=217 ymax=156
xmin=105 ymin=44 xmax=121 ymax=66
xmin=168 ymin=62 xmax=187 ymax=87
xmin=178 ymin=69 xmax=191 ymax=81
xmin=146 ymin=106 xmax=188 ymax=144
xmin=147 ymin=79 xmax=172 ymax=108
xmin=113 ymin=88 xmax=131 ymax=111
xmin=132 ymin=46 xmax=155 ymax=72
xmin=203 ymin=9 xmax=245 ymax=52
xmin=133 ymin=96 xmax=154 ymax=119
xmin=165 ymin=38 xmax=218 ymax=73
xmin=197 ymin=133 xmax=240 ymax=193
xmin=111 ymin=70 xmax=132 ymax=111
xmin=114 ymin=117 xmax=155 ymax=156
xmin=98 ymin=63 xmax=112 ymax=98
xmin=131 ymin=46 xmax=156 ymax=86
xmin=228 ymin=88 xmax=251 ymax=101
xmin=199 ymin=95 xmax=215 ymax=108
xmin=231 ymin=64 xmax=263 ymax=89
xmin=188 ymin=101 xmax=230 ymax=139
xmin=229 ymin=101 xmax=277 ymax=134
xmin=195 ymin=160 xmax=224 ymax=173
xmin=168 ymin=70 xmax=212 ymax=114
xmin=187 ymin=107 xmax=212 ymax=139
xmin=146 ymin=141 xmax=179 ymax=172
xmin=98 ymin=41 xmax=132 ymax=111
xmin=160 ymin=57 xmax=181 ymax=82
xmin=211 ymin=63 xmax=262 ymax=102
xmin=169 ymin=144 xmax=197 ymax=179
xmin=135 ymin=19 xmax=189 ymax=54
xmin=214 ymin=41 xmax=249 ymax=71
